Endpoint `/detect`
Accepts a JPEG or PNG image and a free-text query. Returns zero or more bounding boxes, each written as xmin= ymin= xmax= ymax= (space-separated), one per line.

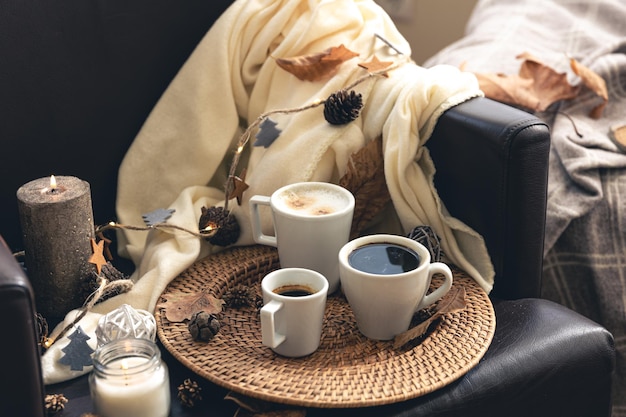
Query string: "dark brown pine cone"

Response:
xmin=45 ymin=393 xmax=68 ymax=415
xmin=324 ymin=89 xmax=363 ymax=125
xmin=177 ymin=378 xmax=203 ymax=408
xmin=223 ymin=284 xmax=258 ymax=309
xmin=198 ymin=206 xmax=240 ymax=247
xmin=188 ymin=311 xmax=220 ymax=342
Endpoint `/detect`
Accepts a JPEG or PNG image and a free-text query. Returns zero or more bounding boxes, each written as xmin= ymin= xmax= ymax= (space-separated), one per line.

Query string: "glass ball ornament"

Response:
xmin=96 ymin=304 xmax=156 ymax=347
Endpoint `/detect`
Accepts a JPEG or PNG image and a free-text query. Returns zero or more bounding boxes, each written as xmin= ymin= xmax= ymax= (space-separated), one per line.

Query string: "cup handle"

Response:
xmin=260 ymin=299 xmax=286 ymax=348
xmin=249 ymin=195 xmax=278 ymax=247
xmin=415 ymin=262 xmax=453 ymax=312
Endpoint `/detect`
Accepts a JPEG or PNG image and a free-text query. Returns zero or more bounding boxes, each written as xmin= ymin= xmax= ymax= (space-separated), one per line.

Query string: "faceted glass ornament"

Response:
xmin=96 ymin=304 xmax=156 ymax=347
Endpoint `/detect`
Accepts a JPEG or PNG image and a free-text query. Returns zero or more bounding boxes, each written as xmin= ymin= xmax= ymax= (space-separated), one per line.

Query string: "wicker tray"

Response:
xmin=156 ymin=245 xmax=495 ymax=408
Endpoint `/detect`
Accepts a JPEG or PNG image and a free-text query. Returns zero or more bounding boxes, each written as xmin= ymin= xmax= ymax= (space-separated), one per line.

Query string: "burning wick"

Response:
xmin=50 ymin=175 xmax=57 ymax=191
xmin=42 ymin=175 xmax=65 ymax=194
xmin=120 ymin=358 xmax=130 ymax=384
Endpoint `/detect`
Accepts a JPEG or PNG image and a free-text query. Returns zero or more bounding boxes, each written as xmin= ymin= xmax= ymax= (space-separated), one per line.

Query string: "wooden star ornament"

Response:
xmin=88 ymin=238 xmax=107 ymax=275
xmin=358 ymin=56 xmax=393 ymax=77
xmin=228 ymin=168 xmax=249 ymax=206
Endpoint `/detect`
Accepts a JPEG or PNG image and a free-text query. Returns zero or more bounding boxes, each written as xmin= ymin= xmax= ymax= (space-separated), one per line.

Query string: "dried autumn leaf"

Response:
xmin=274 ymin=44 xmax=359 ymax=82
xmin=473 ymin=52 xmax=580 ymax=112
xmin=225 ymin=391 xmax=306 ymax=417
xmin=570 ymin=58 xmax=609 ymax=119
xmin=234 ymin=409 xmax=306 ymax=417
xmin=393 ymin=286 xmax=467 ymax=349
xmin=432 ymin=284 xmax=467 ymax=315
xmin=518 ymin=52 xmax=581 ymax=110
xmin=610 ymin=125 xmax=626 ymax=151
xmin=339 ymin=136 xmax=391 ymax=239
xmin=516 ymin=51 xmax=546 ymax=78
xmin=474 ymin=72 xmax=537 ymax=110
xmin=157 ymin=291 xmax=225 ymax=323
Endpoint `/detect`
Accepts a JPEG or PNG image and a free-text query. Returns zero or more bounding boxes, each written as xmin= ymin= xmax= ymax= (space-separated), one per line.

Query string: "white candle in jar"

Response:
xmin=89 ymin=339 xmax=170 ymax=417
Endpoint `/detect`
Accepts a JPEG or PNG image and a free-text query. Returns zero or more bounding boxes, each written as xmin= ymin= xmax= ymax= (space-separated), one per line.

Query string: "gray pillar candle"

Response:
xmin=17 ymin=175 xmax=96 ymax=319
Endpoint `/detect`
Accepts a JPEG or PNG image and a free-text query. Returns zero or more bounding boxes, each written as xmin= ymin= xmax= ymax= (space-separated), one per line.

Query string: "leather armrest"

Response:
xmin=335 ymin=298 xmax=615 ymax=417
xmin=427 ymin=97 xmax=550 ymax=299
xmin=0 ymin=236 xmax=46 ymax=417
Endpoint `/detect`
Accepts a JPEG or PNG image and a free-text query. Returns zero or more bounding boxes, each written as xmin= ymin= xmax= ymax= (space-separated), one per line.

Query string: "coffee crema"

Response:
xmin=275 ymin=187 xmax=348 ymax=216
xmin=348 ymin=243 xmax=420 ymax=275
xmin=273 ymin=284 xmax=316 ymax=297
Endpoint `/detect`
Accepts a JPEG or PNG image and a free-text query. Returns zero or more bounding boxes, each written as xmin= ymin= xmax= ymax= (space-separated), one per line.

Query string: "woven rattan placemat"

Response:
xmin=156 ymin=245 xmax=495 ymax=408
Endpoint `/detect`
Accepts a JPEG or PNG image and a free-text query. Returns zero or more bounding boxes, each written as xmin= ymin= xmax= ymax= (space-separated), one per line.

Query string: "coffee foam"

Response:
xmin=275 ymin=186 xmax=348 ymax=216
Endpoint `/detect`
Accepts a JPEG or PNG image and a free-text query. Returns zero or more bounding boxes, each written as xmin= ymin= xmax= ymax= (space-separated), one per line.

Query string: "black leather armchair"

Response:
xmin=0 ymin=1 xmax=615 ymax=417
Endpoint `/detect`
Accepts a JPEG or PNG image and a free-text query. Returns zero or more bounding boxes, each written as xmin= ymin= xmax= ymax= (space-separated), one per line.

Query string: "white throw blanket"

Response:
xmin=42 ymin=0 xmax=491 ymax=384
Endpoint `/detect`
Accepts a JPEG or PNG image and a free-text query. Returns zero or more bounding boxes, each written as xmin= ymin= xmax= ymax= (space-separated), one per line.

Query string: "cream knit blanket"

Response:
xmin=42 ymin=0 xmax=491 ymax=384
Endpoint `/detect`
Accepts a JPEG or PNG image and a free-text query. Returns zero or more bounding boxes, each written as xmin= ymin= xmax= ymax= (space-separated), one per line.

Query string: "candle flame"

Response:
xmin=49 ymin=175 xmax=57 ymax=190
xmin=120 ymin=359 xmax=129 ymax=370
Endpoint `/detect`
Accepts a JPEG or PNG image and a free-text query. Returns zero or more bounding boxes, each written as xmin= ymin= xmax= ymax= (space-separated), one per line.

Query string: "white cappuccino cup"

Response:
xmin=249 ymin=182 xmax=355 ymax=293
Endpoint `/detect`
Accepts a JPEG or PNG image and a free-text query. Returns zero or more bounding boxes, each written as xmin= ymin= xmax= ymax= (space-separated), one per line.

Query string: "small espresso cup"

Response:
xmin=338 ymin=234 xmax=453 ymax=340
xmin=250 ymin=182 xmax=355 ymax=293
xmin=260 ymin=268 xmax=329 ymax=357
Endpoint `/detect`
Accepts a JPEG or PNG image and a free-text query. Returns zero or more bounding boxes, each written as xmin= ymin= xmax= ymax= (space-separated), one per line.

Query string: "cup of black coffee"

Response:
xmin=273 ymin=284 xmax=316 ymax=297
xmin=260 ymin=268 xmax=328 ymax=357
xmin=338 ymin=234 xmax=453 ymax=340
xmin=347 ymin=242 xmax=421 ymax=275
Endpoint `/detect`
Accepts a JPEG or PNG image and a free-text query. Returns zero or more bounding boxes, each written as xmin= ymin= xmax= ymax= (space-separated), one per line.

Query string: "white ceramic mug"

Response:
xmin=260 ymin=268 xmax=329 ymax=357
xmin=250 ymin=182 xmax=355 ymax=293
xmin=338 ymin=234 xmax=453 ymax=340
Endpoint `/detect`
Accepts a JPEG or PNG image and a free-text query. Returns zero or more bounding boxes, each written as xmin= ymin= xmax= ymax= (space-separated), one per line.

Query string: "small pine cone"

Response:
xmin=223 ymin=284 xmax=257 ymax=308
xmin=324 ymin=89 xmax=363 ymax=125
xmin=45 ymin=393 xmax=68 ymax=415
xmin=188 ymin=311 xmax=220 ymax=342
xmin=177 ymin=378 xmax=203 ymax=408
xmin=199 ymin=206 xmax=240 ymax=247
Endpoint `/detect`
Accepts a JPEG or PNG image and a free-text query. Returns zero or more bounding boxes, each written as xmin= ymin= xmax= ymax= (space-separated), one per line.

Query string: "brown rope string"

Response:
xmin=43 ymin=276 xmax=134 ymax=349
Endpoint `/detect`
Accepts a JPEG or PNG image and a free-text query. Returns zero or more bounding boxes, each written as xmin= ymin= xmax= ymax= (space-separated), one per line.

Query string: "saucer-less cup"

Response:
xmin=338 ymin=234 xmax=453 ymax=340
xmin=260 ymin=268 xmax=329 ymax=357
xmin=250 ymin=182 xmax=355 ymax=293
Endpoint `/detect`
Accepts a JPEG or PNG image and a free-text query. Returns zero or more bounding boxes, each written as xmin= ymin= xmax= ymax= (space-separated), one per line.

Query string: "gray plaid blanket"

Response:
xmin=424 ymin=0 xmax=626 ymax=413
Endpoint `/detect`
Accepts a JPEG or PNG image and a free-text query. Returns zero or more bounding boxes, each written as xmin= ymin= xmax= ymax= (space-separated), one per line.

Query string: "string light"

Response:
xmin=96 ymin=221 xmax=216 ymax=239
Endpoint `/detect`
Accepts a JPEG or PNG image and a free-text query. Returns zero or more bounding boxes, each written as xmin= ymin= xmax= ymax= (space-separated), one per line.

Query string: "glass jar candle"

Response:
xmin=89 ymin=338 xmax=170 ymax=417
